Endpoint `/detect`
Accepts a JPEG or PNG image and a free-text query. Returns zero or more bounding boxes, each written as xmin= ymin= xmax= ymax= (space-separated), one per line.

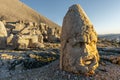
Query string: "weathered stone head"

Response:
xmin=60 ymin=4 xmax=99 ymax=75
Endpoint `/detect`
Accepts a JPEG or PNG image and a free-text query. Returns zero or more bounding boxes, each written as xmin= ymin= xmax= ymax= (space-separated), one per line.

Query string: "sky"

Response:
xmin=21 ymin=0 xmax=120 ymax=34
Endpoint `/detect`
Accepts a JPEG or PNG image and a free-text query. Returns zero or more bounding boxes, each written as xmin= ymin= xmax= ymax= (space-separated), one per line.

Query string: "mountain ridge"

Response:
xmin=0 ymin=0 xmax=61 ymax=29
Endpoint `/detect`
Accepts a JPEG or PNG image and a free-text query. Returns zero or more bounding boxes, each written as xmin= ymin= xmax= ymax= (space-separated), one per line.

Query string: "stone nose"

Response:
xmin=83 ymin=43 xmax=90 ymax=55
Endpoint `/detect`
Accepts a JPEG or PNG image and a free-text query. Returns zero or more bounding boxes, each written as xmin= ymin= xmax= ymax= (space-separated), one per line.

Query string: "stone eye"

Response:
xmin=72 ymin=42 xmax=84 ymax=48
xmin=79 ymin=42 xmax=84 ymax=46
xmin=66 ymin=40 xmax=69 ymax=43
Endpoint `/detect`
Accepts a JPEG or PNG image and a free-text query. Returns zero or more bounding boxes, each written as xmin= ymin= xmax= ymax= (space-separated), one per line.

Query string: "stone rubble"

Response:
xmin=0 ymin=20 xmax=61 ymax=49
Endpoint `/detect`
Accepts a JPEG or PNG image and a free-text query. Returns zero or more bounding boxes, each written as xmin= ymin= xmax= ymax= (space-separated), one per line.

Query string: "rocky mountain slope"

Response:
xmin=0 ymin=0 xmax=60 ymax=29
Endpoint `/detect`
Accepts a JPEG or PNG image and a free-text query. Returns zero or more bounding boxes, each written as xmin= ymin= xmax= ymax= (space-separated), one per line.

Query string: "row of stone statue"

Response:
xmin=0 ymin=20 xmax=61 ymax=49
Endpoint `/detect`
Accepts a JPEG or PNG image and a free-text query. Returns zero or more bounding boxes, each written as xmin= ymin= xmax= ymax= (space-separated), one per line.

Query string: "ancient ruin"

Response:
xmin=60 ymin=4 xmax=99 ymax=75
xmin=0 ymin=20 xmax=61 ymax=49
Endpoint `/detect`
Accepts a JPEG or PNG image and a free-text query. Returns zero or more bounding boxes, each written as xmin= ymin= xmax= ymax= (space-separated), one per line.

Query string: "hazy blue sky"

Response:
xmin=21 ymin=0 xmax=120 ymax=34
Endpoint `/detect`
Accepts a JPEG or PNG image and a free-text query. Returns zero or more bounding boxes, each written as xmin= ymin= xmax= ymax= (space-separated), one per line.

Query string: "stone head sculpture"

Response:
xmin=60 ymin=4 xmax=99 ymax=75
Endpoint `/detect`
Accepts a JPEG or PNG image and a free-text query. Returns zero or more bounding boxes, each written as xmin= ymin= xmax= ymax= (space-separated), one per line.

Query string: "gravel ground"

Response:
xmin=1 ymin=59 xmax=120 ymax=80
xmin=0 ymin=48 xmax=120 ymax=80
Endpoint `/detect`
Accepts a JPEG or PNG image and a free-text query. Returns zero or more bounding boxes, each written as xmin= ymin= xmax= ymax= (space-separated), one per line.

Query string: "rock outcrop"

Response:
xmin=39 ymin=23 xmax=60 ymax=42
xmin=60 ymin=4 xmax=99 ymax=75
xmin=0 ymin=21 xmax=7 ymax=48
xmin=5 ymin=21 xmax=61 ymax=49
xmin=17 ymin=35 xmax=44 ymax=49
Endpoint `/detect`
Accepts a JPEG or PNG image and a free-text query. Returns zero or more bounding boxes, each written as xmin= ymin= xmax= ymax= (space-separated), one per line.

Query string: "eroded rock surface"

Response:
xmin=60 ymin=4 xmax=99 ymax=75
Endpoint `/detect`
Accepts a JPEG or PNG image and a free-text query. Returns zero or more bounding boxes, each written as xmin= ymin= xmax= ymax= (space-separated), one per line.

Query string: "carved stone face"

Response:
xmin=60 ymin=4 xmax=99 ymax=75
xmin=65 ymin=30 xmax=99 ymax=74
xmin=60 ymin=26 xmax=99 ymax=74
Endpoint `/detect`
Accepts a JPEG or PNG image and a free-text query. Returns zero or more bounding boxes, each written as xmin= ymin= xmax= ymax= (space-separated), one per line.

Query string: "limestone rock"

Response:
xmin=7 ymin=34 xmax=14 ymax=46
xmin=0 ymin=21 xmax=7 ymax=48
xmin=15 ymin=63 xmax=24 ymax=71
xmin=60 ymin=4 xmax=99 ymax=75
xmin=38 ymin=35 xmax=44 ymax=43
xmin=17 ymin=35 xmax=30 ymax=49
xmin=17 ymin=35 xmax=44 ymax=49
xmin=47 ymin=27 xmax=60 ymax=43
xmin=0 ymin=21 xmax=7 ymax=37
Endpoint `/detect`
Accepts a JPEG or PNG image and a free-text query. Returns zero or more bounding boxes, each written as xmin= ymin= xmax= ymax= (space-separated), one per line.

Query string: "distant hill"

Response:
xmin=98 ymin=34 xmax=120 ymax=42
xmin=99 ymin=34 xmax=120 ymax=38
xmin=0 ymin=0 xmax=60 ymax=29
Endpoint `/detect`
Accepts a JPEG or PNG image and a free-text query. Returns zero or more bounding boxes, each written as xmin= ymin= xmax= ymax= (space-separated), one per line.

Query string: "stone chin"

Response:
xmin=63 ymin=44 xmax=99 ymax=75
